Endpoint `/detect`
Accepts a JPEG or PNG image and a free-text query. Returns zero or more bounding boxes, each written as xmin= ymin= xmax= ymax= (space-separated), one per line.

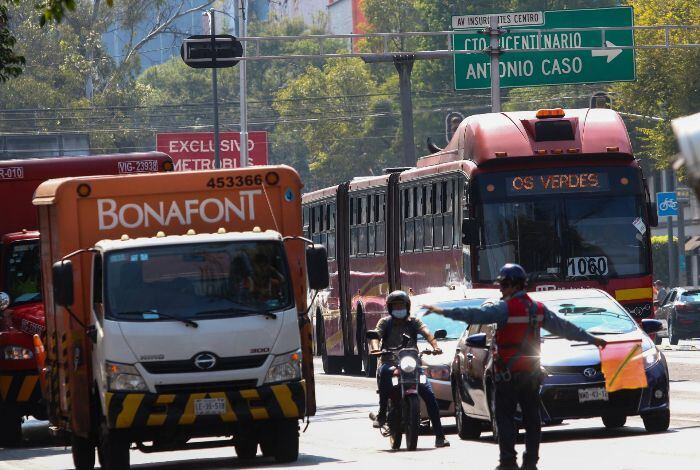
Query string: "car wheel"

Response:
xmin=668 ymin=319 xmax=679 ymax=346
xmin=602 ymin=414 xmax=627 ymax=428
xmin=453 ymin=383 xmax=481 ymax=440
xmin=642 ymin=409 xmax=670 ymax=433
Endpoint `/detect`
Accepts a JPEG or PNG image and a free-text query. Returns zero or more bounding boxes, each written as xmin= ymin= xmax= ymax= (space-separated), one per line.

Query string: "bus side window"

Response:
xmin=433 ymin=182 xmax=442 ymax=248
xmin=350 ymin=198 xmax=358 ymax=257
xmin=415 ymin=186 xmax=424 ymax=251
xmin=303 ymin=206 xmax=310 ymax=238
xmin=404 ymin=188 xmax=414 ymax=252
xmin=424 ymin=184 xmax=433 ymax=250
xmin=358 ymin=197 xmax=367 ymax=256
xmin=93 ymin=254 xmax=104 ymax=325
xmin=376 ymin=194 xmax=386 ymax=253
xmin=328 ymin=203 xmax=336 ymax=260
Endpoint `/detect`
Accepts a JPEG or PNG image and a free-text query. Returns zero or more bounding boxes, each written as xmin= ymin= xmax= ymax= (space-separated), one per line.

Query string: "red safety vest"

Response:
xmin=494 ymin=295 xmax=544 ymax=373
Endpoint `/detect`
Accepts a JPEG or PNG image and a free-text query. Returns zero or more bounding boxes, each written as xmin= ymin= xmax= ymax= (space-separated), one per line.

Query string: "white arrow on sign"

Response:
xmin=591 ymin=41 xmax=623 ymax=63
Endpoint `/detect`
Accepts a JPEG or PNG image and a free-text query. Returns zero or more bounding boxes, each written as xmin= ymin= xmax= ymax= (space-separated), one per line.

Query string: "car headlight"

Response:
xmin=426 ymin=365 xmax=451 ymax=381
xmin=264 ymin=349 xmax=302 ymax=384
xmin=399 ymin=356 xmax=417 ymax=373
xmin=642 ymin=338 xmax=661 ymax=369
xmin=3 ymin=345 xmax=34 ymax=360
xmin=106 ymin=361 xmax=148 ymax=392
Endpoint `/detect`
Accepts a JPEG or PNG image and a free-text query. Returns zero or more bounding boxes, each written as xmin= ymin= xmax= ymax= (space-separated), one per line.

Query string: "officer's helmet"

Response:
xmin=496 ymin=263 xmax=528 ymax=285
xmin=386 ymin=290 xmax=411 ymax=315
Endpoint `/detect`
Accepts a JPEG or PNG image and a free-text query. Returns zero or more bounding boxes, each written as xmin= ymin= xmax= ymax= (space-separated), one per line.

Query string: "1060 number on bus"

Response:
xmin=567 ymin=257 xmax=608 ymax=277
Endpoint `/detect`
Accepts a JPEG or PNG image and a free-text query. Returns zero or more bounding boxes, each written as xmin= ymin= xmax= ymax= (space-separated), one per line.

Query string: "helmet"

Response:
xmin=386 ymin=290 xmax=411 ymax=315
xmin=496 ymin=263 xmax=527 ymax=284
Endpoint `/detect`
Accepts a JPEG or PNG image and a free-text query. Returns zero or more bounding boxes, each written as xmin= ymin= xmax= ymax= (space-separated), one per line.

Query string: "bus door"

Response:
xmin=335 ymin=182 xmax=354 ymax=357
xmin=387 ymin=172 xmax=402 ymax=291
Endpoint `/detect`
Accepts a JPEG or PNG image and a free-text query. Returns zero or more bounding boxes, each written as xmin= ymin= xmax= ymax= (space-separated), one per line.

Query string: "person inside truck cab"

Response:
xmin=251 ymin=251 xmax=285 ymax=302
xmin=229 ymin=254 xmax=253 ymax=303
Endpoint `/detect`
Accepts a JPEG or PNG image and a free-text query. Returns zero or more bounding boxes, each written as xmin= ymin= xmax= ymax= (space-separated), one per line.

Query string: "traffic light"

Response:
xmin=445 ymin=111 xmax=465 ymax=144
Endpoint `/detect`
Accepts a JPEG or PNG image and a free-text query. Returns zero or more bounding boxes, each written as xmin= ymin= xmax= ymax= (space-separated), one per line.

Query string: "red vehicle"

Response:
xmin=0 ymin=153 xmax=173 ymax=444
xmin=303 ymin=108 xmax=657 ymax=376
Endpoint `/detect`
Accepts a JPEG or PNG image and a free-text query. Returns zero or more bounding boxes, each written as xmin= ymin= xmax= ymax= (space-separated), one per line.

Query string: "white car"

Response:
xmin=412 ymin=288 xmax=500 ymax=419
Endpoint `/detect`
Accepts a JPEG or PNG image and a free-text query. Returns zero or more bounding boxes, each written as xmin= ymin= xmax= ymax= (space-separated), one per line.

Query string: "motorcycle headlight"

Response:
xmin=264 ymin=349 xmax=302 ymax=384
xmin=399 ymin=356 xmax=417 ymax=373
xmin=642 ymin=339 xmax=661 ymax=369
xmin=426 ymin=365 xmax=451 ymax=381
xmin=106 ymin=361 xmax=148 ymax=392
xmin=3 ymin=345 xmax=34 ymax=360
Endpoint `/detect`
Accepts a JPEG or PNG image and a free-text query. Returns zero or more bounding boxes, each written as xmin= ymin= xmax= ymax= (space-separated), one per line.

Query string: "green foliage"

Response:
xmin=652 ymin=235 xmax=678 ymax=286
xmin=0 ymin=4 xmax=24 ymax=81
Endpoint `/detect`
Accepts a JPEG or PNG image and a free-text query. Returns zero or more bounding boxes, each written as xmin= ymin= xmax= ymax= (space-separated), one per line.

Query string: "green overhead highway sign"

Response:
xmin=452 ymin=7 xmax=635 ymax=90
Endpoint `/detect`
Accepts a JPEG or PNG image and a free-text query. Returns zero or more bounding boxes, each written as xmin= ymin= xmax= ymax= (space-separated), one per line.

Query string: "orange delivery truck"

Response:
xmin=33 ymin=165 xmax=327 ymax=469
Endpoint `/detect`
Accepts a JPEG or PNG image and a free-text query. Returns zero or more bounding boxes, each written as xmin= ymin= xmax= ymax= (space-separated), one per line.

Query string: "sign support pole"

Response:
xmin=488 ymin=15 xmax=502 ymax=113
xmin=239 ymin=0 xmax=249 ymax=168
xmin=208 ymin=10 xmax=221 ymax=169
xmin=665 ymin=170 xmax=676 ymax=286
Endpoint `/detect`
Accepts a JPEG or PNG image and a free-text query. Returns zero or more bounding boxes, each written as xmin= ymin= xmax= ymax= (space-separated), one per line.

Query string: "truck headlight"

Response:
xmin=106 ymin=361 xmax=148 ymax=392
xmin=642 ymin=339 xmax=661 ymax=369
xmin=399 ymin=356 xmax=417 ymax=373
xmin=264 ymin=349 xmax=302 ymax=384
xmin=3 ymin=345 xmax=34 ymax=360
xmin=426 ymin=365 xmax=451 ymax=381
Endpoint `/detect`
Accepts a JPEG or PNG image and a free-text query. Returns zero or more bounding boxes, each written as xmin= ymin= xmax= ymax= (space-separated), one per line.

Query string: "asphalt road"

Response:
xmin=1 ymin=339 xmax=699 ymax=470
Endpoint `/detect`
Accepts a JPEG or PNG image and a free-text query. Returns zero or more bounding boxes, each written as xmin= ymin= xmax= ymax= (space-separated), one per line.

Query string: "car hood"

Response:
xmin=419 ymin=339 xmax=458 ymax=367
xmin=541 ymin=331 xmax=642 ymax=367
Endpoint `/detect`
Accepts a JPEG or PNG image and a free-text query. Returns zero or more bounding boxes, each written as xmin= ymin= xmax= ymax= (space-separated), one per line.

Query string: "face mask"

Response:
xmin=391 ymin=308 xmax=408 ymax=319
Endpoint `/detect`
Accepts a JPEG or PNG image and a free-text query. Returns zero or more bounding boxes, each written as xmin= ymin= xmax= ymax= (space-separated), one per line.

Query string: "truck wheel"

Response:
xmin=99 ymin=425 xmax=130 ymax=470
xmin=71 ymin=434 xmax=96 ymax=470
xmin=642 ymin=409 xmax=670 ymax=433
xmin=272 ymin=419 xmax=299 ymax=463
xmin=0 ymin=412 xmax=23 ymax=447
xmin=235 ymin=434 xmax=258 ymax=460
xmin=259 ymin=433 xmax=275 ymax=458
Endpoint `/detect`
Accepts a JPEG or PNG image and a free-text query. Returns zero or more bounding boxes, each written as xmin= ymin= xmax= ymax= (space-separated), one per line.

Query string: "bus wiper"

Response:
xmin=116 ymin=310 xmax=199 ymax=328
xmin=196 ymin=306 xmax=278 ymax=320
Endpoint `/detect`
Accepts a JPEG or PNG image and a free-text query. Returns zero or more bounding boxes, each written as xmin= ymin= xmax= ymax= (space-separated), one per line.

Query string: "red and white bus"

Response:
xmin=303 ymin=108 xmax=657 ymax=376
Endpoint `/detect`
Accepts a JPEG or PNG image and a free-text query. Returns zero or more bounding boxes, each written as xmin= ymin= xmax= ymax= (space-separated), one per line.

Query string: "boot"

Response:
xmin=435 ymin=436 xmax=450 ymax=447
xmin=372 ymin=409 xmax=386 ymax=428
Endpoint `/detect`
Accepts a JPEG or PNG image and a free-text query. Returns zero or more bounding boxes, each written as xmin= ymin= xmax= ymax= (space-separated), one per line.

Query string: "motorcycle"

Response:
xmin=367 ymin=329 xmax=446 ymax=451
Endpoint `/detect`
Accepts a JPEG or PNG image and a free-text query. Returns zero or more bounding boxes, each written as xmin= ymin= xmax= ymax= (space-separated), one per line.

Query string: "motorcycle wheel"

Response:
xmin=387 ymin=401 xmax=402 ymax=450
xmin=404 ymin=394 xmax=420 ymax=451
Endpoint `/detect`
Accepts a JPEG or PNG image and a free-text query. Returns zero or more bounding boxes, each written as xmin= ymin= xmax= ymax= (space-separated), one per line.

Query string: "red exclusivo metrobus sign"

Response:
xmin=156 ymin=131 xmax=268 ymax=171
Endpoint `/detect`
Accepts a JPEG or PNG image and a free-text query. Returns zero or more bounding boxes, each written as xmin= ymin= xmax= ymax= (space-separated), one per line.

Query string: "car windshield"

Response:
xmin=105 ymin=241 xmax=292 ymax=322
xmin=539 ymin=296 xmax=638 ymax=336
xmin=680 ymin=291 xmax=700 ymax=302
xmin=4 ymin=240 xmax=42 ymax=305
xmin=415 ymin=298 xmax=490 ymax=339
xmin=474 ymin=168 xmax=650 ymax=283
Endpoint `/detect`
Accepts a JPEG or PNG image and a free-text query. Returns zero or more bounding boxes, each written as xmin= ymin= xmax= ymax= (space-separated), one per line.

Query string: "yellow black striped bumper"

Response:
xmin=0 ymin=373 xmax=41 ymax=405
xmin=104 ymin=381 xmax=306 ymax=430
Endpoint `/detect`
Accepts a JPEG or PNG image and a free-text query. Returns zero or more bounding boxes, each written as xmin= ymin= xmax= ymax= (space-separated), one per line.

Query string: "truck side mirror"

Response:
xmin=0 ymin=292 xmax=9 ymax=311
xmin=641 ymin=319 xmax=663 ymax=335
xmin=306 ymin=244 xmax=329 ymax=290
xmin=648 ymin=202 xmax=659 ymax=227
xmin=461 ymin=218 xmax=479 ymax=245
xmin=52 ymin=261 xmax=75 ymax=307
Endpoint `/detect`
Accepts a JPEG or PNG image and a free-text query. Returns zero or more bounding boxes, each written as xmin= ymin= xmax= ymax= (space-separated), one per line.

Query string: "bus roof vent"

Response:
xmin=383 ymin=167 xmax=412 ymax=174
xmin=217 ymin=228 xmax=226 ymax=234
xmin=156 ymin=231 xmax=166 ymax=238
xmin=120 ymin=234 xmax=129 ymax=241
xmin=186 ymin=229 xmax=196 ymax=235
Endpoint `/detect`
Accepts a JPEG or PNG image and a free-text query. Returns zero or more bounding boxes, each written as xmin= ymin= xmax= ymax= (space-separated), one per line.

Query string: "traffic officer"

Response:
xmin=372 ymin=290 xmax=450 ymax=448
xmin=423 ymin=264 xmax=606 ymax=470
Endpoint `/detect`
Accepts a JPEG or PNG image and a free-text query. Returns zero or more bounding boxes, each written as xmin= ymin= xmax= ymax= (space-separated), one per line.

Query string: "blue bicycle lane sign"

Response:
xmin=656 ymin=192 xmax=679 ymax=217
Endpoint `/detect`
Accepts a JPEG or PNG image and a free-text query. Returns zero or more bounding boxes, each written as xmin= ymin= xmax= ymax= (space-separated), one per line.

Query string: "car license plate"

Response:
xmin=578 ymin=387 xmax=608 ymax=403
xmin=194 ymin=398 xmax=226 ymax=415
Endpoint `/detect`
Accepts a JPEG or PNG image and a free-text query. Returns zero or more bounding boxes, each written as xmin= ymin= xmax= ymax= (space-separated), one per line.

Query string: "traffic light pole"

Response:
xmin=207 ymin=10 xmax=221 ymax=169
xmin=488 ymin=15 xmax=502 ymax=113
xmin=239 ymin=0 xmax=248 ymax=168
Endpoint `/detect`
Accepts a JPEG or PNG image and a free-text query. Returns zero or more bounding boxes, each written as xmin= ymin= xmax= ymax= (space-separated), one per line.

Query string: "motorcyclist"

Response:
xmin=372 ymin=290 xmax=450 ymax=448
xmin=424 ymin=263 xmax=606 ymax=469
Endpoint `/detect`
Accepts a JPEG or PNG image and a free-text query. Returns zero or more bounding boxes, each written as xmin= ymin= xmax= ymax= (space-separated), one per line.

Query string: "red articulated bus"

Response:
xmin=0 ymin=152 xmax=173 ymax=444
xmin=303 ymin=108 xmax=657 ymax=376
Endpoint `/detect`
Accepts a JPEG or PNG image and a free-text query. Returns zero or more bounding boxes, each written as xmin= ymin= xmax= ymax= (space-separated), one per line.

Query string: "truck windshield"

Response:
xmin=474 ymin=168 xmax=650 ymax=283
xmin=104 ymin=241 xmax=293 ymax=322
xmin=4 ymin=240 xmax=42 ymax=305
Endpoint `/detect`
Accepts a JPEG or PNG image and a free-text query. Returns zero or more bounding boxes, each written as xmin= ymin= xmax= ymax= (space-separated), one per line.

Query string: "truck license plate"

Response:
xmin=194 ymin=398 xmax=226 ymax=415
xmin=578 ymin=387 xmax=608 ymax=403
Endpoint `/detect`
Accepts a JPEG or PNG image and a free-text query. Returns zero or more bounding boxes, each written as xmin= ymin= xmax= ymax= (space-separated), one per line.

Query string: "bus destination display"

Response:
xmin=506 ymin=172 xmax=609 ymax=195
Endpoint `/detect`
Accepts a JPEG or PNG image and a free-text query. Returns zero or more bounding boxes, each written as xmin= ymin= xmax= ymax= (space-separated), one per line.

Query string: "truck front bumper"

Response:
xmin=104 ymin=380 xmax=306 ymax=430
xmin=0 ymin=371 xmax=41 ymax=406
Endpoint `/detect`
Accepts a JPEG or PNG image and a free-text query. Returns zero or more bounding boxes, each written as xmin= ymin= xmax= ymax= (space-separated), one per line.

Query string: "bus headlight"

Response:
xmin=3 ymin=345 xmax=34 ymax=360
xmin=264 ymin=349 xmax=302 ymax=384
xmin=399 ymin=356 xmax=417 ymax=373
xmin=106 ymin=361 xmax=148 ymax=392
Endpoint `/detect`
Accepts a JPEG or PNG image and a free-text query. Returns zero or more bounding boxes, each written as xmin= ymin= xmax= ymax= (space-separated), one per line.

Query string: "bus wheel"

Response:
xmin=273 ymin=419 xmax=299 ymax=463
xmin=358 ymin=312 xmax=377 ymax=377
xmin=98 ymin=424 xmax=130 ymax=470
xmin=71 ymin=434 xmax=96 ymax=470
xmin=319 ymin=319 xmax=343 ymax=374
xmin=344 ymin=356 xmax=362 ymax=375
xmin=0 ymin=411 xmax=23 ymax=446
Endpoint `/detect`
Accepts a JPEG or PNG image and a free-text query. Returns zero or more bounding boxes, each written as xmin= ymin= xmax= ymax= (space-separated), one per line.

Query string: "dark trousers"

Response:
xmin=377 ymin=363 xmax=445 ymax=438
xmin=495 ymin=371 xmax=541 ymax=465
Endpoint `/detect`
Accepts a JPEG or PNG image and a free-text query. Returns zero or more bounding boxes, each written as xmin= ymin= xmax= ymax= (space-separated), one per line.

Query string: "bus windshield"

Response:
xmin=105 ymin=241 xmax=293 ymax=322
xmin=474 ymin=168 xmax=650 ymax=283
